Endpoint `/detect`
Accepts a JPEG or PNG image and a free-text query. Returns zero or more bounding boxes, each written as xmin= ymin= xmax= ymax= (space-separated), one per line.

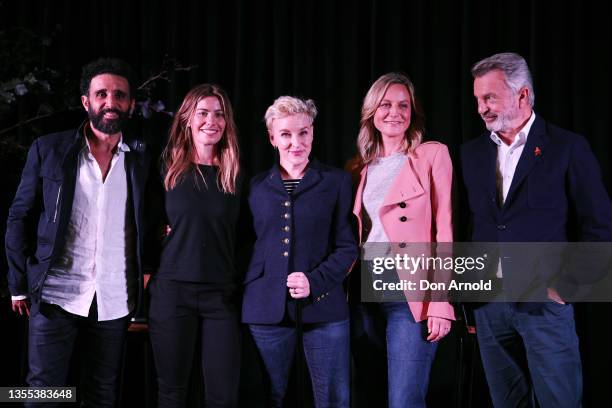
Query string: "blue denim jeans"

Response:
xmin=474 ymin=301 xmax=582 ymax=408
xmin=351 ymin=302 xmax=437 ymax=408
xmin=249 ymin=319 xmax=350 ymax=408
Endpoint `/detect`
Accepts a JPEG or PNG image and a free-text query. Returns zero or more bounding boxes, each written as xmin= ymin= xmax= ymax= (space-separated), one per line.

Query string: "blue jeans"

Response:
xmin=351 ymin=302 xmax=437 ymax=408
xmin=248 ymin=319 xmax=350 ymax=408
xmin=474 ymin=301 xmax=582 ymax=408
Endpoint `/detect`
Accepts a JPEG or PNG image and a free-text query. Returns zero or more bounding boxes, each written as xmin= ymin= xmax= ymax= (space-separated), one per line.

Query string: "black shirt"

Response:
xmin=158 ymin=165 xmax=242 ymax=284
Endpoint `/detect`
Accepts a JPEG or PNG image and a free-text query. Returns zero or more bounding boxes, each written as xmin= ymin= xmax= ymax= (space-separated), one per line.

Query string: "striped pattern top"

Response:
xmin=282 ymin=179 xmax=301 ymax=194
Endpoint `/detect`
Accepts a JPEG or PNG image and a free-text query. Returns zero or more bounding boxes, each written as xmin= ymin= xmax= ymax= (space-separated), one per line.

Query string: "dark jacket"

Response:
xmin=242 ymin=161 xmax=358 ymax=324
xmin=460 ymin=115 xmax=612 ymax=300
xmin=5 ymin=123 xmax=150 ymax=313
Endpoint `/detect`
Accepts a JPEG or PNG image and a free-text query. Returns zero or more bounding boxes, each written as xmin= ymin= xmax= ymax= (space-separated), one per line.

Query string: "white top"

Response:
xmin=360 ymin=152 xmax=407 ymax=260
xmin=490 ymin=112 xmax=536 ymax=278
xmin=490 ymin=111 xmax=536 ymax=205
xmin=40 ymin=136 xmax=136 ymax=320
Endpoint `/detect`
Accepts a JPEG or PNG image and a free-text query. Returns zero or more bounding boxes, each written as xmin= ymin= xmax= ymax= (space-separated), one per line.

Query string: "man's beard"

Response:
xmin=88 ymin=107 xmax=130 ymax=134
xmin=484 ymin=102 xmax=521 ymax=134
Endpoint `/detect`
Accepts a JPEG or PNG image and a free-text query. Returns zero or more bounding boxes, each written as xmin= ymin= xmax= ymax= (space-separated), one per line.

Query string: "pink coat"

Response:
xmin=352 ymin=141 xmax=456 ymax=322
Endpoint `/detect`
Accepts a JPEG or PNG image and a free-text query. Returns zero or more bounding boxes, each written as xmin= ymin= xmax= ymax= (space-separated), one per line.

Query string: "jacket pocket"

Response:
xmin=243 ymin=262 xmax=264 ymax=284
xmin=34 ymin=240 xmax=54 ymax=261
xmin=26 ymin=257 xmax=46 ymax=294
xmin=41 ymin=171 xmax=63 ymax=222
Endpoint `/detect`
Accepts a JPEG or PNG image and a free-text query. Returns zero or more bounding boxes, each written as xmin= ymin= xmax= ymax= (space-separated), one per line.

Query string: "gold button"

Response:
xmin=283 ymin=238 xmax=290 ymax=244
xmin=283 ymin=213 xmax=290 ymax=219
xmin=283 ymin=251 xmax=289 ymax=257
xmin=284 ymin=201 xmax=291 ymax=207
xmin=283 ymin=226 xmax=290 ymax=232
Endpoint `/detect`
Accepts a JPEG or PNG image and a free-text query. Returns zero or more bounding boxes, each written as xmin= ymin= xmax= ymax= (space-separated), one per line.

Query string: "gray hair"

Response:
xmin=471 ymin=52 xmax=535 ymax=107
xmin=264 ymin=96 xmax=318 ymax=130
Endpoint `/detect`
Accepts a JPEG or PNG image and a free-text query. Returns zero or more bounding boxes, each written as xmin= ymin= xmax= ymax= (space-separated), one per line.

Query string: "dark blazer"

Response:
xmin=5 ymin=123 xmax=150 ymax=313
xmin=460 ymin=114 xmax=612 ymax=299
xmin=242 ymin=161 xmax=358 ymax=324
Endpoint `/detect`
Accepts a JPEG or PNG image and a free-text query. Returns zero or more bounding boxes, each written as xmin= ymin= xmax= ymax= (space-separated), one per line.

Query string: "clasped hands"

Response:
xmin=287 ymin=272 xmax=310 ymax=299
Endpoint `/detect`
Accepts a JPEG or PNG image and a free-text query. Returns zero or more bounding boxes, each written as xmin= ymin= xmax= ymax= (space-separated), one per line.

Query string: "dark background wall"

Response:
xmin=1 ymin=0 xmax=611 ymax=407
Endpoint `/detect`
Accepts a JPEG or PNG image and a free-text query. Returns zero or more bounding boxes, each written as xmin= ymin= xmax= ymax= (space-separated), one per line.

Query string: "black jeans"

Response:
xmin=148 ymin=278 xmax=241 ymax=408
xmin=26 ymin=300 xmax=129 ymax=408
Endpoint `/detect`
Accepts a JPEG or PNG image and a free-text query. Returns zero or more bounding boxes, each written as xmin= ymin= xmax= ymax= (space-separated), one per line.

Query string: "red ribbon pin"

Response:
xmin=534 ymin=146 xmax=542 ymax=157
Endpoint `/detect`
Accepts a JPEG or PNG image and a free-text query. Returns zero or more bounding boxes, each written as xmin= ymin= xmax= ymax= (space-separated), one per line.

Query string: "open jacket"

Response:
xmin=461 ymin=115 xmax=612 ymax=302
xmin=352 ymin=141 xmax=456 ymax=322
xmin=5 ymin=123 xmax=150 ymax=315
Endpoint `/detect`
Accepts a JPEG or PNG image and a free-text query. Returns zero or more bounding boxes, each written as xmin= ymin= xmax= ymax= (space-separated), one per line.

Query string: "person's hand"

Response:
xmin=12 ymin=299 xmax=30 ymax=317
xmin=547 ymin=287 xmax=565 ymax=305
xmin=426 ymin=316 xmax=451 ymax=342
xmin=287 ymin=272 xmax=310 ymax=299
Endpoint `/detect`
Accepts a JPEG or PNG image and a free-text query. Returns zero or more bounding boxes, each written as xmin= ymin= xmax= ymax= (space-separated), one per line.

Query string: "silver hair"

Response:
xmin=471 ymin=52 xmax=535 ymax=107
xmin=264 ymin=96 xmax=318 ymax=130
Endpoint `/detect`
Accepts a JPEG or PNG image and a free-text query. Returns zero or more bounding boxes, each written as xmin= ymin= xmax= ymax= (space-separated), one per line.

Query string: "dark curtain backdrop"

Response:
xmin=1 ymin=1 xmax=611 ymax=407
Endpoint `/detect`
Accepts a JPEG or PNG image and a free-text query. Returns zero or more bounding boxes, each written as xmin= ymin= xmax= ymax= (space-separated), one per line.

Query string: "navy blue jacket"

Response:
xmin=461 ymin=115 xmax=612 ymax=299
xmin=5 ymin=124 xmax=150 ymax=312
xmin=242 ymin=161 xmax=358 ymax=324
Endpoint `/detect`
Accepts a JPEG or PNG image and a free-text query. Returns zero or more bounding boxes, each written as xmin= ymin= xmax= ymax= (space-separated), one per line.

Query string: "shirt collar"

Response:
xmin=117 ymin=137 xmax=131 ymax=152
xmin=489 ymin=111 xmax=536 ymax=148
xmin=82 ymin=131 xmax=131 ymax=159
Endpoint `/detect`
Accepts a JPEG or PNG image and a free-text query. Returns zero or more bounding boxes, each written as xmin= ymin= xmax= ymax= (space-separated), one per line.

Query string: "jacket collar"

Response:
xmin=74 ymin=120 xmax=145 ymax=153
xmin=265 ymin=159 xmax=324 ymax=196
xmin=62 ymin=119 xmax=147 ymax=183
xmin=475 ymin=114 xmax=550 ymax=210
xmin=381 ymin=154 xmax=425 ymax=206
xmin=503 ymin=114 xmax=548 ymax=207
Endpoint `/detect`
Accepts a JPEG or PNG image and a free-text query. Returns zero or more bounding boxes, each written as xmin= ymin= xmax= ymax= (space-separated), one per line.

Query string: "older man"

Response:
xmin=461 ymin=52 xmax=612 ymax=407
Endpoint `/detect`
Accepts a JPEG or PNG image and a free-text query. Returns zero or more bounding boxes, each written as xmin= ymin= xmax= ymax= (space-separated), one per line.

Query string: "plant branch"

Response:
xmin=0 ymin=106 xmax=81 ymax=136
xmin=137 ymin=64 xmax=197 ymax=91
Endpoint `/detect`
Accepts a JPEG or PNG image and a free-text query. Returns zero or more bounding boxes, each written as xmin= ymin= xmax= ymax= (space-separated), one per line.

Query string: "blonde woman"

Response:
xmin=349 ymin=73 xmax=455 ymax=408
xmin=148 ymin=84 xmax=242 ymax=407
xmin=242 ymin=96 xmax=358 ymax=407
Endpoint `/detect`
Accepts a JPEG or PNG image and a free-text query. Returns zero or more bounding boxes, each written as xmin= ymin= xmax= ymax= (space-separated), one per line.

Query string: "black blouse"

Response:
xmin=157 ymin=165 xmax=242 ymax=284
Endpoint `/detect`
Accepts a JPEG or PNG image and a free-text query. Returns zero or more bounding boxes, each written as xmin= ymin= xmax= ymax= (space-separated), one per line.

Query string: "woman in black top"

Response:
xmin=148 ymin=84 xmax=242 ymax=408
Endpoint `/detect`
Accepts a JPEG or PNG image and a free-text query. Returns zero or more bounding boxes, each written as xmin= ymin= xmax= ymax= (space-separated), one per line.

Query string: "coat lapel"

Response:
xmin=265 ymin=164 xmax=291 ymax=196
xmin=353 ymin=165 xmax=368 ymax=217
xmin=504 ymin=117 xmax=548 ymax=207
xmin=266 ymin=160 xmax=325 ymax=197
xmin=124 ymin=135 xmax=148 ymax=222
xmin=124 ymin=150 xmax=139 ymax=218
xmin=381 ymin=155 xmax=425 ymax=206
xmin=57 ymin=128 xmax=85 ymax=243
xmin=468 ymin=132 xmax=499 ymax=209
xmin=483 ymin=136 xmax=499 ymax=208
xmin=292 ymin=161 xmax=323 ymax=196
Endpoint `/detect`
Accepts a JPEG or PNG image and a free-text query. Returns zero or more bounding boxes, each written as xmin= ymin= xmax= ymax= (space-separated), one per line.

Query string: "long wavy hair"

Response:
xmin=162 ymin=84 xmax=240 ymax=194
xmin=349 ymin=72 xmax=425 ymax=172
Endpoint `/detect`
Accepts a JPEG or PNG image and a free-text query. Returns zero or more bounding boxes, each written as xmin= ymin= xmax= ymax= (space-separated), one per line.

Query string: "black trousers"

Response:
xmin=26 ymin=299 xmax=129 ymax=408
xmin=148 ymin=278 xmax=241 ymax=408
